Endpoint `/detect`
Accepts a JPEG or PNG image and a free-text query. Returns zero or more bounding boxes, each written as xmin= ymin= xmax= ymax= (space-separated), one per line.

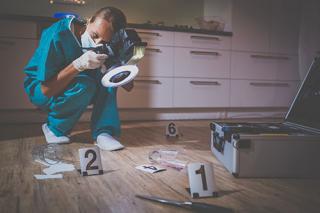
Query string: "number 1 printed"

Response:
xmin=195 ymin=165 xmax=208 ymax=191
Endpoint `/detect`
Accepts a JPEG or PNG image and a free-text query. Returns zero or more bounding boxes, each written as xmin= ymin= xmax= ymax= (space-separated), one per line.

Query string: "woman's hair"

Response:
xmin=89 ymin=7 xmax=127 ymax=32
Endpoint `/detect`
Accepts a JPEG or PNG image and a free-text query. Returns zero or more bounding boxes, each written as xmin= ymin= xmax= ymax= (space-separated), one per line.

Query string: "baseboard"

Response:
xmin=0 ymin=107 xmax=287 ymax=124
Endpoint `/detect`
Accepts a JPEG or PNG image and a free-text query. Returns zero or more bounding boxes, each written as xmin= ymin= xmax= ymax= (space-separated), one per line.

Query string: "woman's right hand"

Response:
xmin=72 ymin=50 xmax=108 ymax=72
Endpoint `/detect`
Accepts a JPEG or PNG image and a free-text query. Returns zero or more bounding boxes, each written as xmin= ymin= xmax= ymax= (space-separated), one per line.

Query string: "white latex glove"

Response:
xmin=72 ymin=50 xmax=108 ymax=72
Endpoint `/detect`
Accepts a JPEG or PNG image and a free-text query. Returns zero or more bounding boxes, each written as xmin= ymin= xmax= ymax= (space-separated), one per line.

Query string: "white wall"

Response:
xmin=0 ymin=0 xmax=204 ymax=27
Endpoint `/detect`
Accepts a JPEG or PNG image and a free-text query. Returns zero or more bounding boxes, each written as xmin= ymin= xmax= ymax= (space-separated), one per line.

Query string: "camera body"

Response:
xmin=87 ymin=29 xmax=147 ymax=70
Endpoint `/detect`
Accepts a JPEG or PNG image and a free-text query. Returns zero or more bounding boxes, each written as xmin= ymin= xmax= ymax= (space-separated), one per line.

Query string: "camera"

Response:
xmin=84 ymin=28 xmax=147 ymax=70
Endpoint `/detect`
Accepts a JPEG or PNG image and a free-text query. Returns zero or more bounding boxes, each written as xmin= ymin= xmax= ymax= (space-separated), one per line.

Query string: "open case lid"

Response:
xmin=285 ymin=57 xmax=320 ymax=133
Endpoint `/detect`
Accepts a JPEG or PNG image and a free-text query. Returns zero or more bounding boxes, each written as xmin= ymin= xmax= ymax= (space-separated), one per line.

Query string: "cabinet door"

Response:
xmin=231 ymin=52 xmax=299 ymax=81
xmin=174 ymin=47 xmax=230 ymax=78
xmin=232 ymin=0 xmax=270 ymax=52
xmin=299 ymin=0 xmax=320 ymax=79
xmin=174 ymin=32 xmax=231 ymax=50
xmin=173 ymin=78 xmax=230 ymax=107
xmin=137 ymin=45 xmax=174 ymax=77
xmin=230 ymin=79 xmax=299 ymax=107
xmin=269 ymin=0 xmax=301 ymax=55
xmin=117 ymin=77 xmax=173 ymax=108
xmin=0 ymin=20 xmax=37 ymax=39
xmin=0 ymin=38 xmax=37 ymax=109
xmin=135 ymin=29 xmax=174 ymax=46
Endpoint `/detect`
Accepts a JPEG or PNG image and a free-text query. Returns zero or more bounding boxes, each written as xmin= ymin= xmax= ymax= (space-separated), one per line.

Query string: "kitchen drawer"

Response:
xmin=0 ymin=38 xmax=37 ymax=109
xmin=174 ymin=32 xmax=231 ymax=50
xmin=117 ymin=77 xmax=173 ymax=108
xmin=230 ymin=79 xmax=299 ymax=107
xmin=173 ymin=78 xmax=230 ymax=107
xmin=231 ymin=51 xmax=299 ymax=80
xmin=174 ymin=47 xmax=230 ymax=78
xmin=134 ymin=29 xmax=174 ymax=46
xmin=137 ymin=45 xmax=174 ymax=77
xmin=0 ymin=20 xmax=37 ymax=39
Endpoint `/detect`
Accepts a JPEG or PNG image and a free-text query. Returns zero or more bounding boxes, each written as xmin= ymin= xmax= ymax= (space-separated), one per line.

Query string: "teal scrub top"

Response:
xmin=23 ymin=17 xmax=83 ymax=97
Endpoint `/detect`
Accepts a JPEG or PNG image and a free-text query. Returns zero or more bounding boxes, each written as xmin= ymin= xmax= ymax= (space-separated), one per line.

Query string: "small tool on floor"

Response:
xmin=136 ymin=194 xmax=233 ymax=213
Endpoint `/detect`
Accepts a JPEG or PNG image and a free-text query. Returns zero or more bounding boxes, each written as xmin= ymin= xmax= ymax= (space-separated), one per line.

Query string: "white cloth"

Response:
xmin=34 ymin=174 xmax=63 ymax=180
xmin=42 ymin=123 xmax=70 ymax=144
xmin=43 ymin=162 xmax=75 ymax=175
xmin=96 ymin=133 xmax=124 ymax=151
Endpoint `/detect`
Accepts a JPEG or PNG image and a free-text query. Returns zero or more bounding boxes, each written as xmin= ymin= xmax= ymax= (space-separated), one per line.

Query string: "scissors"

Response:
xmin=136 ymin=194 xmax=233 ymax=213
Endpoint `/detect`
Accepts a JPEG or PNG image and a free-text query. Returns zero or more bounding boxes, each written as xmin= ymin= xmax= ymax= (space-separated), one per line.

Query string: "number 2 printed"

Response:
xmin=85 ymin=149 xmax=98 ymax=170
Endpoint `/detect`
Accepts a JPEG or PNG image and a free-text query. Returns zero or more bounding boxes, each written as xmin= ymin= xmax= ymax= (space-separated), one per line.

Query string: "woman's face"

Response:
xmin=86 ymin=17 xmax=114 ymax=44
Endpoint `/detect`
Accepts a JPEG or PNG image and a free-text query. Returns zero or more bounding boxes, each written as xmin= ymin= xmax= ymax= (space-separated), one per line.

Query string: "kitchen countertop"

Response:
xmin=0 ymin=14 xmax=233 ymax=36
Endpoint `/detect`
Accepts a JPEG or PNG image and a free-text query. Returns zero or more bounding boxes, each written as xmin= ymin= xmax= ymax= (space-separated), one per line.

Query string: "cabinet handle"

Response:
xmin=135 ymin=79 xmax=161 ymax=84
xmin=190 ymin=35 xmax=220 ymax=41
xmin=190 ymin=81 xmax=220 ymax=86
xmin=250 ymin=54 xmax=290 ymax=60
xmin=190 ymin=51 xmax=220 ymax=56
xmin=146 ymin=48 xmax=161 ymax=53
xmin=0 ymin=40 xmax=15 ymax=46
xmin=249 ymin=82 xmax=290 ymax=87
xmin=137 ymin=31 xmax=160 ymax=36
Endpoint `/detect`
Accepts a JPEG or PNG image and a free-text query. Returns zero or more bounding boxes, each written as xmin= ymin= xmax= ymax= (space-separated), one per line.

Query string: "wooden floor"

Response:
xmin=0 ymin=120 xmax=320 ymax=213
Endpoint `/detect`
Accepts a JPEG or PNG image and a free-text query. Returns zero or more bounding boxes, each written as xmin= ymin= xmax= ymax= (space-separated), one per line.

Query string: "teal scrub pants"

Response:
xmin=29 ymin=73 xmax=120 ymax=140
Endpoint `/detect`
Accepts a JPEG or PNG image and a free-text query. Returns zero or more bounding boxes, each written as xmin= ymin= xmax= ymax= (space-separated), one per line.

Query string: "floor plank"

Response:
xmin=0 ymin=120 xmax=319 ymax=213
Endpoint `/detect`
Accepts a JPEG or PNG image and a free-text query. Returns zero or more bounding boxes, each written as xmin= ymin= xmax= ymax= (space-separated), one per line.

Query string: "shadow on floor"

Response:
xmin=0 ymin=123 xmax=212 ymax=151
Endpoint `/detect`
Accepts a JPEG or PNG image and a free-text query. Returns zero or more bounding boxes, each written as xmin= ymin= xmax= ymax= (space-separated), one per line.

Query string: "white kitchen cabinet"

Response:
xmin=135 ymin=29 xmax=174 ymax=46
xmin=0 ymin=38 xmax=37 ymax=109
xmin=174 ymin=32 xmax=231 ymax=50
xmin=231 ymin=52 xmax=299 ymax=81
xmin=137 ymin=45 xmax=174 ymax=77
xmin=173 ymin=78 xmax=230 ymax=107
xmin=269 ymin=0 xmax=300 ymax=55
xmin=117 ymin=77 xmax=173 ymax=108
xmin=230 ymin=80 xmax=299 ymax=107
xmin=232 ymin=0 xmax=300 ymax=54
xmin=174 ymin=47 xmax=230 ymax=78
xmin=0 ymin=20 xmax=37 ymax=39
xmin=299 ymin=0 xmax=320 ymax=80
xmin=232 ymin=0 xmax=270 ymax=52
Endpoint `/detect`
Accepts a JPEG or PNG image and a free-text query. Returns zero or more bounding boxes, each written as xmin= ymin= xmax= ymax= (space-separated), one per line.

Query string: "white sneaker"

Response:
xmin=42 ymin=123 xmax=70 ymax=144
xmin=96 ymin=133 xmax=124 ymax=151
